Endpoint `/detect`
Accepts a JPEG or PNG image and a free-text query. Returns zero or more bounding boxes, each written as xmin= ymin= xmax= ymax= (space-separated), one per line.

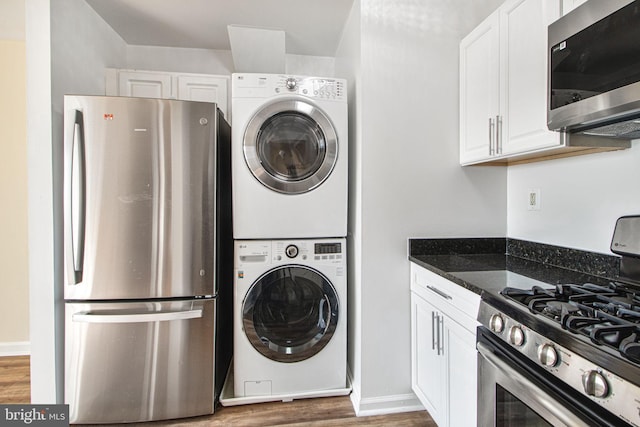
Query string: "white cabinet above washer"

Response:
xmin=106 ymin=68 xmax=229 ymax=120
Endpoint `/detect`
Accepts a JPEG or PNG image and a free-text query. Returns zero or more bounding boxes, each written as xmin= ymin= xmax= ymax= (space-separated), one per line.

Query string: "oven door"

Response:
xmin=477 ymin=327 xmax=629 ymax=427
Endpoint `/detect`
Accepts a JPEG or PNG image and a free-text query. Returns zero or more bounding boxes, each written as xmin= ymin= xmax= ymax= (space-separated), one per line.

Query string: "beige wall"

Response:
xmin=0 ymin=39 xmax=29 ymax=349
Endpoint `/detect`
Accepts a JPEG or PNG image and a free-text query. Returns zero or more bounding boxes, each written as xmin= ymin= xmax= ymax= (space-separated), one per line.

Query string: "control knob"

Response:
xmin=537 ymin=343 xmax=559 ymax=367
xmin=286 ymin=77 xmax=297 ymax=91
xmin=285 ymin=245 xmax=299 ymax=258
xmin=508 ymin=326 xmax=525 ymax=347
xmin=489 ymin=314 xmax=505 ymax=333
xmin=582 ymin=370 xmax=609 ymax=398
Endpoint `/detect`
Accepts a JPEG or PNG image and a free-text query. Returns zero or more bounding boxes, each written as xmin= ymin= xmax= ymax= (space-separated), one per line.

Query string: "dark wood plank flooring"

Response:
xmin=0 ymin=356 xmax=434 ymax=426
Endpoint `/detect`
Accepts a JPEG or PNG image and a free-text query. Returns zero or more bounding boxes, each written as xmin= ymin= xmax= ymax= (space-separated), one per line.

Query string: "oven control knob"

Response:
xmin=489 ymin=314 xmax=505 ymax=333
xmin=285 ymin=244 xmax=299 ymax=258
xmin=537 ymin=343 xmax=559 ymax=367
xmin=508 ymin=326 xmax=525 ymax=346
xmin=582 ymin=370 xmax=609 ymax=398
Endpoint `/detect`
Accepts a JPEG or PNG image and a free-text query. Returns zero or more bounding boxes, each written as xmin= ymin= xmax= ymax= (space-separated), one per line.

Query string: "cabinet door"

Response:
xmin=177 ymin=75 xmax=229 ymax=119
xmin=118 ymin=71 xmax=172 ymax=99
xmin=499 ymin=0 xmax=561 ymax=155
xmin=411 ymin=293 xmax=447 ymax=427
xmin=445 ymin=317 xmax=478 ymax=427
xmin=561 ymin=0 xmax=587 ymax=15
xmin=459 ymin=11 xmax=499 ymax=165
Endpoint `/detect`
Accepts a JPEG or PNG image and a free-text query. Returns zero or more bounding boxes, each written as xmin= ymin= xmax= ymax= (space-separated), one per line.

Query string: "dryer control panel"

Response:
xmin=232 ymin=73 xmax=347 ymax=102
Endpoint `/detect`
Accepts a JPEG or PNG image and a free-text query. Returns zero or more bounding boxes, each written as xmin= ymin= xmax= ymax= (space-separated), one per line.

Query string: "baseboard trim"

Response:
xmin=347 ymin=368 xmax=425 ymax=417
xmin=0 ymin=341 xmax=31 ymax=356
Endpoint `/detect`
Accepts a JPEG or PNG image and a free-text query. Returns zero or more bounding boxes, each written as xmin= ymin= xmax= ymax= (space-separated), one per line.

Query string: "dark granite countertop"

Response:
xmin=409 ymin=238 xmax=621 ymax=297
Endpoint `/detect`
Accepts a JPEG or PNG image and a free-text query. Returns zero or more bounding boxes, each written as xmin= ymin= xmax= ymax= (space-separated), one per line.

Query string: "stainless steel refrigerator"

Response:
xmin=63 ymin=95 xmax=233 ymax=424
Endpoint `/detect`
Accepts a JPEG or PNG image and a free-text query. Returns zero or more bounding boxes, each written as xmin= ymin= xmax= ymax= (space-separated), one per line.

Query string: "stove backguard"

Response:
xmin=611 ymin=215 xmax=640 ymax=284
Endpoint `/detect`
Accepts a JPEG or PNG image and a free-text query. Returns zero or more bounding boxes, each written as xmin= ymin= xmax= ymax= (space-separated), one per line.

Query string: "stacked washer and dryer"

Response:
xmin=229 ymin=73 xmax=349 ymax=403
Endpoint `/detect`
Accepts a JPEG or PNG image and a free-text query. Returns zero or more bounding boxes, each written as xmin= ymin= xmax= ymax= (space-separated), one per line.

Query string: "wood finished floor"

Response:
xmin=0 ymin=356 xmax=435 ymax=426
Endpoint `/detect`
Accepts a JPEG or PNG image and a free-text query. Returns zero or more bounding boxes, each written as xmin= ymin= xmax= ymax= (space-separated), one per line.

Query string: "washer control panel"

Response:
xmin=272 ymin=240 xmax=344 ymax=263
xmin=236 ymin=239 xmax=345 ymax=267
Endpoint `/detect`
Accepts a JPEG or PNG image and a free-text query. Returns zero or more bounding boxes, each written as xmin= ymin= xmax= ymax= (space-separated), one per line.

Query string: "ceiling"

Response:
xmin=86 ymin=0 xmax=354 ymax=57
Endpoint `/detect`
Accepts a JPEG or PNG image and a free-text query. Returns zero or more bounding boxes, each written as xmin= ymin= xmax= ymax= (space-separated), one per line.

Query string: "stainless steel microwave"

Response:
xmin=548 ymin=0 xmax=640 ymax=139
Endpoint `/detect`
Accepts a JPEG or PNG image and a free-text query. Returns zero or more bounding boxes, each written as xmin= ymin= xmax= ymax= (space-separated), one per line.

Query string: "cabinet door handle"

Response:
xmin=439 ymin=316 xmax=445 ymax=356
xmin=432 ymin=311 xmax=437 ymax=350
xmin=488 ymin=117 xmax=495 ymax=156
xmin=427 ymin=285 xmax=453 ymax=300
xmin=436 ymin=313 xmax=442 ymax=356
xmin=496 ymin=115 xmax=503 ymax=154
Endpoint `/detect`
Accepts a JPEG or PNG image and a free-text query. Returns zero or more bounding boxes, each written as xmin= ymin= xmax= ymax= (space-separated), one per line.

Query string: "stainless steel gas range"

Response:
xmin=477 ymin=216 xmax=640 ymax=427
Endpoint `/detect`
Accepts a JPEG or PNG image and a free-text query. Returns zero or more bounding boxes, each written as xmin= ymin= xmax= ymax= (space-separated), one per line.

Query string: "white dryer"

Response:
xmin=233 ymin=238 xmax=347 ymax=398
xmin=231 ymin=73 xmax=348 ymax=239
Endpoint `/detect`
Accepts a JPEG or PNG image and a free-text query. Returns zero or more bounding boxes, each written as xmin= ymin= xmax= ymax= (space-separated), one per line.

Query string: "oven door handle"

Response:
xmin=477 ymin=341 xmax=590 ymax=427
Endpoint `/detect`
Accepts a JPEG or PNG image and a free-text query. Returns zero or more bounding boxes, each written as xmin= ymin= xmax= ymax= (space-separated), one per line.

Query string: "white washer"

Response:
xmin=231 ymin=73 xmax=348 ymax=239
xmin=233 ymin=238 xmax=347 ymax=398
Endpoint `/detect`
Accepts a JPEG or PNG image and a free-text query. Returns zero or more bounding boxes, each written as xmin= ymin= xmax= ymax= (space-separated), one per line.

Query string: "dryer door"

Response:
xmin=243 ymin=99 xmax=338 ymax=194
xmin=242 ymin=265 xmax=339 ymax=362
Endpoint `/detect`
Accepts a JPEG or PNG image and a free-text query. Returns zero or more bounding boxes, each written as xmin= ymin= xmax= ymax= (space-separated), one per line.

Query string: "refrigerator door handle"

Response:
xmin=65 ymin=109 xmax=86 ymax=285
xmin=72 ymin=308 xmax=204 ymax=324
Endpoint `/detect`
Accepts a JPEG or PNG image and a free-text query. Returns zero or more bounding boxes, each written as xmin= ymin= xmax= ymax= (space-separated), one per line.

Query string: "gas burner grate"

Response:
xmin=501 ymin=282 xmax=640 ymax=364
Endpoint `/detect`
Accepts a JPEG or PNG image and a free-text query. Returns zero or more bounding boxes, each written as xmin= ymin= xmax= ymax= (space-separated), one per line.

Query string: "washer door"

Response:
xmin=242 ymin=265 xmax=339 ymax=363
xmin=243 ymin=99 xmax=338 ymax=194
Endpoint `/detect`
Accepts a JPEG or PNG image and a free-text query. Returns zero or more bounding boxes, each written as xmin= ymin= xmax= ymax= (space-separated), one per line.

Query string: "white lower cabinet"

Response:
xmin=410 ymin=263 xmax=480 ymax=427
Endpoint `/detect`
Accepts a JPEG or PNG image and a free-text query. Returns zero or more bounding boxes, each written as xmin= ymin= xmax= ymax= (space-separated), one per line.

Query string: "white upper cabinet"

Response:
xmin=176 ymin=75 xmax=228 ymax=113
xmin=459 ymin=11 xmax=500 ymax=164
xmin=115 ymin=70 xmax=172 ymax=99
xmin=499 ymin=0 xmax=562 ymax=156
xmin=562 ymin=0 xmax=588 ymax=15
xmin=459 ymin=0 xmax=562 ymax=165
xmin=106 ymin=69 xmax=230 ymax=120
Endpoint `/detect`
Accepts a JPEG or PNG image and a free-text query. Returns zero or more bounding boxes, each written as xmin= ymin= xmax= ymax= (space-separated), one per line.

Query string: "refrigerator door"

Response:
xmin=65 ymin=299 xmax=216 ymax=423
xmin=63 ymin=95 xmax=217 ymax=300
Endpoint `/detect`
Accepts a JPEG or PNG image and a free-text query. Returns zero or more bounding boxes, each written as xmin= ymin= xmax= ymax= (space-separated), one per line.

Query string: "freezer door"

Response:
xmin=63 ymin=95 xmax=217 ymax=299
xmin=65 ymin=299 xmax=215 ymax=424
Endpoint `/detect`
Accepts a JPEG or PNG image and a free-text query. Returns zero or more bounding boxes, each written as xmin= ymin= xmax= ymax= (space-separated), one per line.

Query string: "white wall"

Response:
xmin=0 ymin=2 xmax=29 ymax=354
xmin=125 ymin=45 xmax=234 ymax=75
xmin=126 ymin=45 xmax=336 ymax=78
xmin=339 ymin=0 xmax=505 ymax=415
xmin=507 ymin=141 xmax=640 ymax=254
xmin=26 ymin=0 xmax=56 ymax=403
xmin=335 ymin=0 xmax=362 ymax=412
xmin=27 ymin=0 xmax=129 ymax=403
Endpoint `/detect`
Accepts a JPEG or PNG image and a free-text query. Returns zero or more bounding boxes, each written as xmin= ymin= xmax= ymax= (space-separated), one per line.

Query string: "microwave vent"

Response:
xmin=578 ymin=118 xmax=640 ymax=140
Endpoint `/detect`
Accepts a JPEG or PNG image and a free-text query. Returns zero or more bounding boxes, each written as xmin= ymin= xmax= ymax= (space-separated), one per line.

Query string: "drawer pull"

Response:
xmin=426 ymin=285 xmax=453 ymax=300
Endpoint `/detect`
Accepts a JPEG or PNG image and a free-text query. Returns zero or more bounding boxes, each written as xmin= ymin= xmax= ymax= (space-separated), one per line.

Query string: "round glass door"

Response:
xmin=242 ymin=265 xmax=339 ymax=363
xmin=243 ymin=99 xmax=338 ymax=194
